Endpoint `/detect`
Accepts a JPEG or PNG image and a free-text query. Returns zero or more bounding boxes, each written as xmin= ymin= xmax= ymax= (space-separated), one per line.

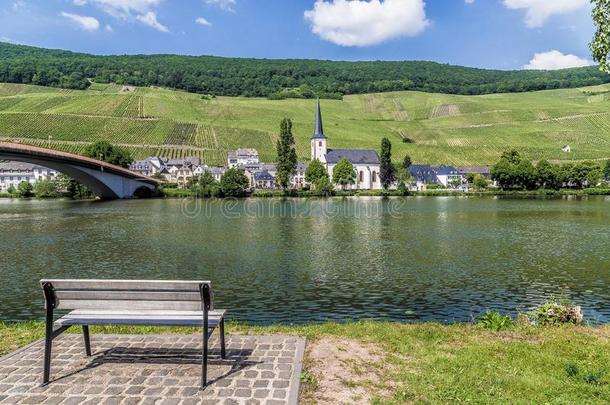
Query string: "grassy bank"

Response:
xmin=1 ymin=321 xmax=608 ymax=404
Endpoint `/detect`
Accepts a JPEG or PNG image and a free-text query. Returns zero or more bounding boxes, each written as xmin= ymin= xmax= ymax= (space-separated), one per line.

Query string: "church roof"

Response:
xmin=312 ymin=98 xmax=326 ymax=139
xmin=325 ymin=149 xmax=380 ymax=165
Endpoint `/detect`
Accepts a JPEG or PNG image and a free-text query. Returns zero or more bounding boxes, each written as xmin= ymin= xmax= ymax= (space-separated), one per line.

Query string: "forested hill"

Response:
xmin=1 ymin=41 xmax=609 ymax=98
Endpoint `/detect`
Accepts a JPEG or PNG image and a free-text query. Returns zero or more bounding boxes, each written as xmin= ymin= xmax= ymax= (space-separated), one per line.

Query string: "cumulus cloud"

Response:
xmin=74 ymin=0 xmax=162 ymax=18
xmin=74 ymin=0 xmax=169 ymax=32
xmin=524 ymin=50 xmax=593 ymax=70
xmin=205 ymin=0 xmax=236 ymax=11
xmin=136 ymin=11 xmax=168 ymax=32
xmin=503 ymin=0 xmax=588 ymax=28
xmin=195 ymin=17 xmax=212 ymax=26
xmin=61 ymin=12 xmax=100 ymax=31
xmin=304 ymin=0 xmax=429 ymax=47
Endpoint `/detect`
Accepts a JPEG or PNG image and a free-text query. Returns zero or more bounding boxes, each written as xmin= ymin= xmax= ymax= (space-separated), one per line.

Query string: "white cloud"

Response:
xmin=195 ymin=17 xmax=212 ymax=26
xmin=205 ymin=0 xmax=236 ymax=11
xmin=465 ymin=0 xmax=474 ymax=4
xmin=12 ymin=1 xmax=26 ymax=10
xmin=502 ymin=0 xmax=588 ymax=28
xmin=524 ymin=50 xmax=593 ymax=70
xmin=74 ymin=0 xmax=169 ymax=32
xmin=304 ymin=0 xmax=429 ymax=47
xmin=74 ymin=0 xmax=162 ymax=18
xmin=105 ymin=24 xmax=113 ymax=32
xmin=61 ymin=12 xmax=100 ymax=31
xmin=136 ymin=11 xmax=168 ymax=32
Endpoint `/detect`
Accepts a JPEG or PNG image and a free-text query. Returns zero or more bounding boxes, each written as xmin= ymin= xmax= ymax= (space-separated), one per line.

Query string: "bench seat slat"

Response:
xmin=54 ymin=300 xmax=205 ymax=311
xmin=56 ymin=310 xmax=226 ymax=327
xmin=54 ymin=290 xmax=202 ymax=302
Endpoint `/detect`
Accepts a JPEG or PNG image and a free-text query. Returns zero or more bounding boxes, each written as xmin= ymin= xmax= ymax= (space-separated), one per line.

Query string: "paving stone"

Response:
xmin=0 ymin=334 xmax=304 ymax=404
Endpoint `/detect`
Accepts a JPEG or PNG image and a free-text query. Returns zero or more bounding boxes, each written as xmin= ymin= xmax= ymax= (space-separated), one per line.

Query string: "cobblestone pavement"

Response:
xmin=0 ymin=334 xmax=305 ymax=404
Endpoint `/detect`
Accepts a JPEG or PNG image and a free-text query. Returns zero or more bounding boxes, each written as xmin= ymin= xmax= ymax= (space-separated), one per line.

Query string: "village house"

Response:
xmin=228 ymin=149 xmax=259 ymax=168
xmin=0 ymin=162 xmax=58 ymax=192
xmin=311 ymin=99 xmax=382 ymax=190
xmin=409 ymin=165 xmax=464 ymax=190
xmin=253 ymin=170 xmax=275 ymax=189
xmin=129 ymin=156 xmax=200 ymax=185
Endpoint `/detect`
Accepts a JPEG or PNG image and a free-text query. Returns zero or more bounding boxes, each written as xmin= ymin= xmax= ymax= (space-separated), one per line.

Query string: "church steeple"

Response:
xmin=311 ymin=98 xmax=327 ymax=161
xmin=312 ymin=97 xmax=326 ymax=139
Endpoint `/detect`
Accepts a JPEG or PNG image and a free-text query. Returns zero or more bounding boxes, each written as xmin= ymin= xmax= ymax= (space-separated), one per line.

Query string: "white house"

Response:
xmin=228 ymin=149 xmax=259 ymax=168
xmin=0 ymin=162 xmax=58 ymax=192
xmin=311 ymin=99 xmax=382 ymax=190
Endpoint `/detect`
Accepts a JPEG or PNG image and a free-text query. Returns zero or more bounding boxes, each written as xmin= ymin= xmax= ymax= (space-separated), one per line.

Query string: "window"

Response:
xmin=359 ymin=171 xmax=364 ymax=182
xmin=319 ymin=141 xmax=322 ymax=147
xmin=372 ymin=171 xmax=377 ymax=182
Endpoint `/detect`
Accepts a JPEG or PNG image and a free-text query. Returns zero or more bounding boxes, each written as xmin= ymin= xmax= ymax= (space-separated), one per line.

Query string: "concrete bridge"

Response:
xmin=0 ymin=142 xmax=160 ymax=199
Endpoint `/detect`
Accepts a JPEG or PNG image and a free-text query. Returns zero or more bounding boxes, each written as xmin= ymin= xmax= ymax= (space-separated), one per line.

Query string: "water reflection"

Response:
xmin=0 ymin=197 xmax=609 ymax=324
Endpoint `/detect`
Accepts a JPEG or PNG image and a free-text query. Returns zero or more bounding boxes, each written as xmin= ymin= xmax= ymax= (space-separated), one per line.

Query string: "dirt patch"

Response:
xmin=430 ymin=104 xmax=460 ymax=118
xmin=304 ymin=337 xmax=392 ymax=404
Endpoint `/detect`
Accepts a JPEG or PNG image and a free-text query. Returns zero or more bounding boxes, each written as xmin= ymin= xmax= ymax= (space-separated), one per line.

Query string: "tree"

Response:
xmin=17 ymin=181 xmax=33 ymax=197
xmin=332 ymin=158 xmax=356 ymax=190
xmin=275 ymin=118 xmax=297 ymax=190
xmin=84 ymin=141 xmax=133 ymax=168
xmin=515 ymin=160 xmax=537 ymax=190
xmin=536 ymin=160 xmax=558 ymax=189
xmin=305 ymin=159 xmax=329 ymax=190
xmin=34 ymin=179 xmax=59 ymax=198
xmin=501 ymin=150 xmax=521 ymax=164
xmin=220 ymin=168 xmax=250 ymax=197
xmin=379 ymin=138 xmax=396 ymax=190
xmin=403 ymin=154 xmax=412 ymax=171
xmin=471 ymin=174 xmax=488 ymax=190
xmin=491 ymin=158 xmax=516 ymax=189
xmin=604 ymin=160 xmax=610 ymax=180
xmin=193 ymin=171 xmax=219 ymax=198
xmin=591 ymin=0 xmax=610 ymax=73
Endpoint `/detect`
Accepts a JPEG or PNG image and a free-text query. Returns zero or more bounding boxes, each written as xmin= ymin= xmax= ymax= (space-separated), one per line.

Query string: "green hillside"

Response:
xmin=1 ymin=82 xmax=610 ymax=166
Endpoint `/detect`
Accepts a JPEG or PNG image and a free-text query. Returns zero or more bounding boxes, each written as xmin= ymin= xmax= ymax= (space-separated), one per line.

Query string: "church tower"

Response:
xmin=311 ymin=98 xmax=327 ymax=162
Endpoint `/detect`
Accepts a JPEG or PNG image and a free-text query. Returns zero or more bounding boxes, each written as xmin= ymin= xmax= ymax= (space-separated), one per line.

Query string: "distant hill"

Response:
xmin=1 ymin=42 xmax=609 ymax=99
xmin=2 ymin=82 xmax=610 ymax=166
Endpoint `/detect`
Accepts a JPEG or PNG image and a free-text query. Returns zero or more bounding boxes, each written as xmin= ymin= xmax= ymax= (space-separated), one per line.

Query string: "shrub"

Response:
xmin=478 ymin=311 xmax=514 ymax=331
xmin=529 ymin=296 xmax=583 ymax=325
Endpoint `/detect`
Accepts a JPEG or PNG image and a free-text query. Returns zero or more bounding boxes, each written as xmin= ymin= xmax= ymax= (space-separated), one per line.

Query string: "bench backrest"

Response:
xmin=40 ymin=279 xmax=213 ymax=311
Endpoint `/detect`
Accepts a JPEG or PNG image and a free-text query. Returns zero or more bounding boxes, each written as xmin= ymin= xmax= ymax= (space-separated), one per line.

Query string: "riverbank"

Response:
xmin=161 ymin=187 xmax=610 ymax=199
xmin=1 ymin=321 xmax=608 ymax=404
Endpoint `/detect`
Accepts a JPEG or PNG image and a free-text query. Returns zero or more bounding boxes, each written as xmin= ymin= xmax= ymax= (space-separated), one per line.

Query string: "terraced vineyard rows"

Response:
xmin=3 ymin=82 xmax=610 ymax=166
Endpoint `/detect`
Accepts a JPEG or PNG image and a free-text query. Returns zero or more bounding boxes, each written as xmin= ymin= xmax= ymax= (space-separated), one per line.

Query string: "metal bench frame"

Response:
xmin=41 ymin=280 xmax=226 ymax=390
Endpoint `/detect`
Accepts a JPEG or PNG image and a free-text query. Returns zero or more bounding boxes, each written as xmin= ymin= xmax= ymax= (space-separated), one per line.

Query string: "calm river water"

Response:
xmin=0 ymin=197 xmax=608 ymax=324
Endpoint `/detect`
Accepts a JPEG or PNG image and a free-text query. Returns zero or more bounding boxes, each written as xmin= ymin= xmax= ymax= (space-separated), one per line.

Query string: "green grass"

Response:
xmin=3 ymin=82 xmax=610 ymax=166
xmin=1 ymin=321 xmax=608 ymax=404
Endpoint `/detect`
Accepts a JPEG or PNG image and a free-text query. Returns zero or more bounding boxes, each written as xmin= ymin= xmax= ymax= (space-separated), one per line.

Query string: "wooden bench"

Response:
xmin=40 ymin=279 xmax=226 ymax=389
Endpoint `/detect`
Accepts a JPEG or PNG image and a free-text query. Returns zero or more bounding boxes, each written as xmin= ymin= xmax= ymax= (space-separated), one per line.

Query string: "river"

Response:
xmin=0 ymin=196 xmax=608 ymax=324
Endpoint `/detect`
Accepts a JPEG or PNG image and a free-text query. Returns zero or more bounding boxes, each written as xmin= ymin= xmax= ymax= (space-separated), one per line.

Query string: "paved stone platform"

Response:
xmin=0 ymin=334 xmax=305 ymax=404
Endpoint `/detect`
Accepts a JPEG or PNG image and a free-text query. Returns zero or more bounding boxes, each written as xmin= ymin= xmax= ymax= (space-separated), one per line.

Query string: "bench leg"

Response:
xmin=82 ymin=325 xmax=91 ymax=356
xmin=220 ymin=318 xmax=226 ymax=359
xmin=42 ymin=314 xmax=53 ymax=386
xmin=201 ymin=314 xmax=209 ymax=390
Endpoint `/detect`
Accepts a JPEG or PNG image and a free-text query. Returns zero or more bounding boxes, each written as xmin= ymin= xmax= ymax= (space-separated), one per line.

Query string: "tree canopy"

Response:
xmin=83 ymin=141 xmax=133 ymax=168
xmin=332 ymin=158 xmax=356 ymax=190
xmin=379 ymin=138 xmax=396 ymax=190
xmin=2 ymin=41 xmax=610 ymax=98
xmin=275 ymin=118 xmax=297 ymax=190
xmin=220 ymin=168 xmax=250 ymax=197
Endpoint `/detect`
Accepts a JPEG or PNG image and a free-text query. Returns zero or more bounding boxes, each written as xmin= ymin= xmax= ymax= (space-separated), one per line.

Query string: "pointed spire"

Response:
xmin=313 ymin=97 xmax=326 ymax=139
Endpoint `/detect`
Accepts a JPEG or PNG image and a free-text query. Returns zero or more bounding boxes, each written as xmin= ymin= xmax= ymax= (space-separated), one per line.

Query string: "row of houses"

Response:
xmin=0 ymin=162 xmax=58 ymax=193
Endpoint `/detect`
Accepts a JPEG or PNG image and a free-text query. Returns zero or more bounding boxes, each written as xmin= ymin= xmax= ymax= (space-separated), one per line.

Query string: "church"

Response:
xmin=311 ymin=99 xmax=382 ymax=190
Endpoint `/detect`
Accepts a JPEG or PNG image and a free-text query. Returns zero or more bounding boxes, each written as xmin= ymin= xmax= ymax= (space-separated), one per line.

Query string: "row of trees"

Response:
xmin=188 ymin=168 xmax=250 ymax=198
xmin=491 ymin=151 xmax=610 ymax=190
xmin=2 ymin=41 xmax=610 ymax=98
xmin=6 ymin=174 xmax=93 ymax=199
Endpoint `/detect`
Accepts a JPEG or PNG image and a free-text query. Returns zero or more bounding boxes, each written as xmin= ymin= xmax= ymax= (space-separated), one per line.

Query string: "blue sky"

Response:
xmin=0 ymin=0 xmax=596 ymax=70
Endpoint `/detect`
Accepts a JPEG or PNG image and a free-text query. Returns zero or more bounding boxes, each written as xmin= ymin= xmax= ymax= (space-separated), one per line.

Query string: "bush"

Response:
xmin=528 ymin=297 xmax=583 ymax=325
xmin=478 ymin=311 xmax=514 ymax=331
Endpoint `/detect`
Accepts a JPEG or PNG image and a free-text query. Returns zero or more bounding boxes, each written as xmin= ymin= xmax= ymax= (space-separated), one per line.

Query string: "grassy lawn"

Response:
xmin=1 ymin=321 xmax=608 ymax=404
xmin=2 ymin=82 xmax=610 ymax=166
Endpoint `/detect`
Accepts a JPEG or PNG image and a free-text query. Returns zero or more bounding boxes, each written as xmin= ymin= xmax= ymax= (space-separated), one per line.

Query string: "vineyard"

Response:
xmin=1 ymin=82 xmax=610 ymax=166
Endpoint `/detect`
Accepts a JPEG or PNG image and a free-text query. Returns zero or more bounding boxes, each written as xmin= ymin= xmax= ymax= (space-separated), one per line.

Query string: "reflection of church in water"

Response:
xmin=310 ymin=99 xmax=382 ymax=190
